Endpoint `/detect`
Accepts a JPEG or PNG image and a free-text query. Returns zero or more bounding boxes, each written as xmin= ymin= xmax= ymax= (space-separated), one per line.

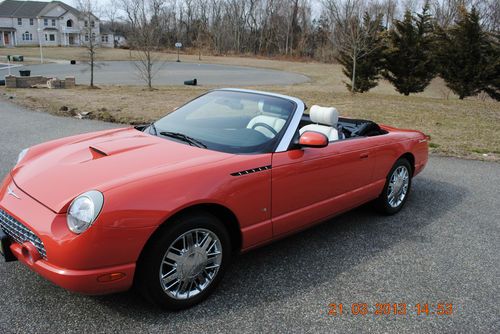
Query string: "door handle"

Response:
xmin=360 ymin=153 xmax=369 ymax=159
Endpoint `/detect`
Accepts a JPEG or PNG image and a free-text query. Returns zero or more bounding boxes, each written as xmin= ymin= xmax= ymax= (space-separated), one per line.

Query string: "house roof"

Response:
xmin=38 ymin=1 xmax=78 ymax=17
xmin=0 ymin=1 xmax=47 ymax=17
xmin=0 ymin=0 xmax=83 ymax=18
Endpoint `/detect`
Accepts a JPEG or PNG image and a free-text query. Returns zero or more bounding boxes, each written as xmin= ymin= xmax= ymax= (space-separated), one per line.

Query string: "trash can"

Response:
xmin=184 ymin=78 xmax=197 ymax=86
xmin=19 ymin=70 xmax=31 ymax=77
xmin=70 ymin=60 xmax=76 ymax=65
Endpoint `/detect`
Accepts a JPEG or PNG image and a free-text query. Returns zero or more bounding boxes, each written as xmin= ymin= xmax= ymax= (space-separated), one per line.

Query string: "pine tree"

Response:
xmin=383 ymin=3 xmax=436 ymax=95
xmin=336 ymin=13 xmax=385 ymax=93
xmin=436 ymin=7 xmax=500 ymax=100
xmin=482 ymin=32 xmax=500 ymax=100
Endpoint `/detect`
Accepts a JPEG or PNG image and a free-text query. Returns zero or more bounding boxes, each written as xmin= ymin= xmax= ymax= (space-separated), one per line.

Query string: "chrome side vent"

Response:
xmin=231 ymin=165 xmax=272 ymax=176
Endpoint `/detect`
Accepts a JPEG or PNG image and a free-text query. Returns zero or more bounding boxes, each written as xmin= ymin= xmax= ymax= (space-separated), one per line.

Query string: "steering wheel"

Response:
xmin=251 ymin=122 xmax=278 ymax=137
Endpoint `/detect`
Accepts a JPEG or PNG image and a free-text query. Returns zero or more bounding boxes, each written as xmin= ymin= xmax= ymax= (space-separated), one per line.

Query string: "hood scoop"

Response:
xmin=88 ymin=137 xmax=156 ymax=157
xmin=89 ymin=146 xmax=108 ymax=158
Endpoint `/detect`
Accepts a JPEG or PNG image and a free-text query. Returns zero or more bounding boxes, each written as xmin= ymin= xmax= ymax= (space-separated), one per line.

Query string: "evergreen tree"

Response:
xmin=383 ymin=3 xmax=436 ymax=95
xmin=482 ymin=32 xmax=500 ymax=100
xmin=436 ymin=7 xmax=500 ymax=100
xmin=336 ymin=13 xmax=385 ymax=93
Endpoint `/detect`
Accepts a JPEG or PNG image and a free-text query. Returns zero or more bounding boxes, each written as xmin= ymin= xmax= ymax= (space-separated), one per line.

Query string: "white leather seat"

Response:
xmin=299 ymin=105 xmax=339 ymax=141
xmin=247 ymin=115 xmax=286 ymax=138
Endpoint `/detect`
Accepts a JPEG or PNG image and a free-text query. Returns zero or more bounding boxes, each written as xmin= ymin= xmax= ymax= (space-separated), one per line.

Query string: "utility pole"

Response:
xmin=37 ymin=18 xmax=44 ymax=64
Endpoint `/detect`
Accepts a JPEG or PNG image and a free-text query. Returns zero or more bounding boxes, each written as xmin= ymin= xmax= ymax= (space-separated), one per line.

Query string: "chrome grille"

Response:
xmin=0 ymin=209 xmax=47 ymax=259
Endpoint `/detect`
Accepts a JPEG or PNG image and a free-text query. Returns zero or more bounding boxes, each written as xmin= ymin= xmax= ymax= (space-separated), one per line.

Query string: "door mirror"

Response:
xmin=298 ymin=131 xmax=328 ymax=148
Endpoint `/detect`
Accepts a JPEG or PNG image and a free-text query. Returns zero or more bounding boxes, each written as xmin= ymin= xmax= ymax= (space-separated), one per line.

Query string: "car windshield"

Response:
xmin=153 ymin=90 xmax=296 ymax=154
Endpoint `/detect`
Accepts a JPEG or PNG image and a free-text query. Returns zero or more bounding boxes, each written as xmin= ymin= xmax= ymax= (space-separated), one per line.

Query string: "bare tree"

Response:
xmin=103 ymin=0 xmax=121 ymax=33
xmin=121 ymin=0 xmax=166 ymax=89
xmin=475 ymin=0 xmax=500 ymax=32
xmin=77 ymin=0 xmax=100 ymax=88
xmin=432 ymin=0 xmax=463 ymax=28
xmin=322 ymin=0 xmax=382 ymax=92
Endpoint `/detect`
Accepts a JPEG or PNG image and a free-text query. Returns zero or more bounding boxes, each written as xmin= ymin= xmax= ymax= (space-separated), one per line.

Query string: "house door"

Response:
xmin=4 ymin=33 xmax=10 ymax=45
xmin=69 ymin=35 xmax=74 ymax=45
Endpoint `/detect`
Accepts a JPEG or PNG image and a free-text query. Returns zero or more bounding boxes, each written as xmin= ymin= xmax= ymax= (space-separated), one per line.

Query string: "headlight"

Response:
xmin=16 ymin=148 xmax=29 ymax=165
xmin=67 ymin=190 xmax=104 ymax=234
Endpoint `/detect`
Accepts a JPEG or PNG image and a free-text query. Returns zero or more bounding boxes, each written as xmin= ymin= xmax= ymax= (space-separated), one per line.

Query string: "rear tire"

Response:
xmin=375 ymin=158 xmax=412 ymax=215
xmin=136 ymin=211 xmax=231 ymax=310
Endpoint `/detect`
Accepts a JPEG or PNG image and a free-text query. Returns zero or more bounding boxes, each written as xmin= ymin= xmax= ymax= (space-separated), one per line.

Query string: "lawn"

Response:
xmin=1 ymin=47 xmax=499 ymax=160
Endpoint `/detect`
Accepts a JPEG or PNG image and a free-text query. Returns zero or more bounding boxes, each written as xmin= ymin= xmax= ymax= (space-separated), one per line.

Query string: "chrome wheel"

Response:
xmin=159 ymin=228 xmax=222 ymax=300
xmin=387 ymin=165 xmax=410 ymax=208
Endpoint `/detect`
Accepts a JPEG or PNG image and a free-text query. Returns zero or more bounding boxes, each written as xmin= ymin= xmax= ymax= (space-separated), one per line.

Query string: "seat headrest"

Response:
xmin=258 ymin=100 xmax=277 ymax=114
xmin=309 ymin=105 xmax=338 ymax=126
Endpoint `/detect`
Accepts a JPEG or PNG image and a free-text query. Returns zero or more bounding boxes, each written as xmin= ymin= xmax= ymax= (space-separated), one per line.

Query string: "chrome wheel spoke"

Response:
xmin=200 ymin=235 xmax=213 ymax=252
xmin=185 ymin=233 xmax=195 ymax=250
xmin=205 ymin=263 xmax=220 ymax=270
xmin=166 ymin=279 xmax=180 ymax=290
xmin=161 ymin=269 xmax=177 ymax=283
xmin=166 ymin=252 xmax=183 ymax=263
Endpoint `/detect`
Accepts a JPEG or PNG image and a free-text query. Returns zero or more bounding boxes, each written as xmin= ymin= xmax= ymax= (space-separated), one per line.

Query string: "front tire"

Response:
xmin=375 ymin=158 xmax=412 ymax=215
xmin=136 ymin=211 xmax=231 ymax=310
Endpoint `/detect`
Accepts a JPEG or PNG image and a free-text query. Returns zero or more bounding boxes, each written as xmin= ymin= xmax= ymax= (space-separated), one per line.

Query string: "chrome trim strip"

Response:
xmin=215 ymin=88 xmax=306 ymax=153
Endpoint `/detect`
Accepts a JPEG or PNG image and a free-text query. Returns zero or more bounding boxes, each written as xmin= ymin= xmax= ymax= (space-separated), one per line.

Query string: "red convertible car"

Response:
xmin=0 ymin=89 xmax=428 ymax=309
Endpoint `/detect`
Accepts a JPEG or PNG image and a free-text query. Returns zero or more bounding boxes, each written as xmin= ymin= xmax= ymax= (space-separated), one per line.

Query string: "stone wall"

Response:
xmin=5 ymin=75 xmax=76 ymax=89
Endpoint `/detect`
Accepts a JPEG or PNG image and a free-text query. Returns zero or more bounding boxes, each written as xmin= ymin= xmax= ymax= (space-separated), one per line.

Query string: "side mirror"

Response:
xmin=298 ymin=131 xmax=328 ymax=148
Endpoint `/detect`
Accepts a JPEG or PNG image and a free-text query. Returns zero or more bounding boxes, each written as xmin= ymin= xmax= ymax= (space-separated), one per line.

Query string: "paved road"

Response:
xmin=0 ymin=100 xmax=499 ymax=333
xmin=0 ymin=61 xmax=309 ymax=86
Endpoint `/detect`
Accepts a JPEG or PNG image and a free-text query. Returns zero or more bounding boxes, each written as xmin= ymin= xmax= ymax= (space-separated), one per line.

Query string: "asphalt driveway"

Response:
xmin=0 ymin=100 xmax=498 ymax=333
xmin=0 ymin=61 xmax=309 ymax=86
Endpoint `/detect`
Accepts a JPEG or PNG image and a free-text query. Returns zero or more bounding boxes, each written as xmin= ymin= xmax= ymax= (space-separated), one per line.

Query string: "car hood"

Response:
xmin=11 ymin=128 xmax=232 ymax=213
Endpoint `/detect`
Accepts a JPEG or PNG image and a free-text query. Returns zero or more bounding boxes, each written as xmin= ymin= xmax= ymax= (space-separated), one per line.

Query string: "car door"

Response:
xmin=271 ymin=137 xmax=377 ymax=236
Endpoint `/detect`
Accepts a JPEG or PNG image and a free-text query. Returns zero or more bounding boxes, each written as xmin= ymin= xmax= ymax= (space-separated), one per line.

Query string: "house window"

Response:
xmin=17 ymin=18 xmax=22 ymax=25
xmin=84 ymin=20 xmax=88 ymax=27
xmin=49 ymin=34 xmax=55 ymax=41
xmin=44 ymin=19 xmax=48 ymax=26
xmin=22 ymin=31 xmax=32 ymax=41
xmin=30 ymin=18 xmax=34 ymax=25
xmin=85 ymin=34 xmax=89 ymax=42
xmin=90 ymin=21 xmax=95 ymax=28
xmin=52 ymin=19 xmax=56 ymax=27
xmin=66 ymin=19 xmax=73 ymax=27
xmin=45 ymin=34 xmax=48 ymax=41
xmin=101 ymin=35 xmax=108 ymax=43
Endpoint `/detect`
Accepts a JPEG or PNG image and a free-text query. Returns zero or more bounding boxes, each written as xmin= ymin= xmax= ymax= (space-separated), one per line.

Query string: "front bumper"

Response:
xmin=0 ymin=174 xmax=155 ymax=295
xmin=9 ymin=241 xmax=135 ymax=294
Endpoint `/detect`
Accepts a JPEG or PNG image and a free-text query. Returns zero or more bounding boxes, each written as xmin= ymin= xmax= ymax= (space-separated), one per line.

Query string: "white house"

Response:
xmin=0 ymin=0 xmax=100 ymax=47
xmin=100 ymin=27 xmax=127 ymax=48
